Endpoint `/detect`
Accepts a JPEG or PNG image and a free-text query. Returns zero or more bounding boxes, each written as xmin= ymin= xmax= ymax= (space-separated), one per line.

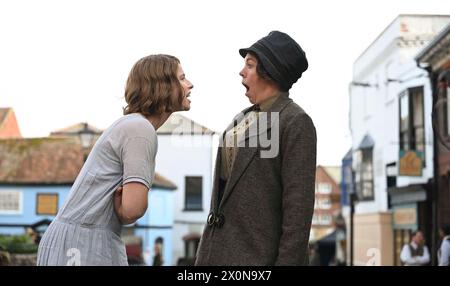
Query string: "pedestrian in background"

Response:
xmin=400 ymin=230 xmax=430 ymax=266
xmin=438 ymin=224 xmax=450 ymax=266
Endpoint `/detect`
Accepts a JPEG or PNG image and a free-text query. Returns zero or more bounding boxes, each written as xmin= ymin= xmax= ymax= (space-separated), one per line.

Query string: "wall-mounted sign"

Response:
xmin=393 ymin=204 xmax=418 ymax=230
xmin=399 ymin=150 xmax=423 ymax=176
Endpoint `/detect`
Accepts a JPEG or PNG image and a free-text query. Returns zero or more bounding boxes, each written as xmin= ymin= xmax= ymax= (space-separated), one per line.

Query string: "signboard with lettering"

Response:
xmin=392 ymin=204 xmax=418 ymax=230
xmin=399 ymin=150 xmax=423 ymax=176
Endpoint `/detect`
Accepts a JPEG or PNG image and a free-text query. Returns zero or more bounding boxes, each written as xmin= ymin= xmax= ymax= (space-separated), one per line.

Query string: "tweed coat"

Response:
xmin=195 ymin=94 xmax=316 ymax=266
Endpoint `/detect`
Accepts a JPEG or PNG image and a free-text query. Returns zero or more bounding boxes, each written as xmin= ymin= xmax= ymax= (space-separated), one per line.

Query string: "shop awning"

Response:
xmin=388 ymin=183 xmax=428 ymax=205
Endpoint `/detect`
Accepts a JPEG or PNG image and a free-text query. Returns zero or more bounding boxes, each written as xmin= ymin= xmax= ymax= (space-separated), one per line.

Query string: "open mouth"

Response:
xmin=242 ymin=83 xmax=249 ymax=92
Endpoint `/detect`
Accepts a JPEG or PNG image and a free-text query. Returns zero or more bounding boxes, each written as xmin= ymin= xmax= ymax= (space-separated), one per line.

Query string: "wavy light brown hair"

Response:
xmin=123 ymin=54 xmax=183 ymax=116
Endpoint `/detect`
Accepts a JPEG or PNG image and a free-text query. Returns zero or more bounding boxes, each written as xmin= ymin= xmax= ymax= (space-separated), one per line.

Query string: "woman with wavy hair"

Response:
xmin=37 ymin=54 xmax=193 ymax=266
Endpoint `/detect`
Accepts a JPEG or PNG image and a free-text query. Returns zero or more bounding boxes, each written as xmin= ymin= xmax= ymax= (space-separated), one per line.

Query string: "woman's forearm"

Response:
xmin=115 ymin=205 xmax=139 ymax=225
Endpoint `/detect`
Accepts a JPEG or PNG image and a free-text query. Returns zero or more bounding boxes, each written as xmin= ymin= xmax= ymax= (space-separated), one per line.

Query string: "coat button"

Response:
xmin=207 ymin=212 xmax=215 ymax=226
xmin=215 ymin=213 xmax=225 ymax=228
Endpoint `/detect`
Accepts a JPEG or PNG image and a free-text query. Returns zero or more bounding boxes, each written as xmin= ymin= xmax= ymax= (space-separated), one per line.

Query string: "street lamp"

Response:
xmin=349 ymin=189 xmax=357 ymax=266
xmin=78 ymin=122 xmax=95 ymax=149
xmin=78 ymin=122 xmax=96 ymax=161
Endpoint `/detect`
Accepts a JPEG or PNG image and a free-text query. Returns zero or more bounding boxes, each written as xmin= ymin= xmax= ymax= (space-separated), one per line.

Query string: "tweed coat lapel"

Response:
xmin=218 ymin=94 xmax=292 ymax=209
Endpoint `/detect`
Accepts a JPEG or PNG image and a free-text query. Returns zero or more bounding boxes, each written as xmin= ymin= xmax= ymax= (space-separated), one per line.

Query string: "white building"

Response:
xmin=155 ymin=113 xmax=216 ymax=265
xmin=348 ymin=15 xmax=450 ymax=265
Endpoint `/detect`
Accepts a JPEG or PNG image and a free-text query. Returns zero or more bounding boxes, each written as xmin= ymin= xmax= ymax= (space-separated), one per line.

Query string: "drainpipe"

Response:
xmin=349 ymin=192 xmax=355 ymax=266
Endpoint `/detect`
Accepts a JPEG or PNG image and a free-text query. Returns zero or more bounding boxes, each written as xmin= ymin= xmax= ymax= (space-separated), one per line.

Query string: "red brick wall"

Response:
xmin=313 ymin=166 xmax=342 ymax=228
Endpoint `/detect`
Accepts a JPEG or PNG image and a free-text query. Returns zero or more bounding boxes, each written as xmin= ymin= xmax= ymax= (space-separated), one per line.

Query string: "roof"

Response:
xmin=0 ymin=108 xmax=10 ymax=126
xmin=0 ymin=137 xmax=83 ymax=184
xmin=153 ymin=173 xmax=177 ymax=190
xmin=50 ymin=122 xmax=103 ymax=136
xmin=358 ymin=134 xmax=375 ymax=150
xmin=0 ymin=107 xmax=22 ymax=139
xmin=157 ymin=113 xmax=216 ymax=135
xmin=355 ymin=14 xmax=450 ymax=64
xmin=0 ymin=137 xmax=177 ymax=189
xmin=323 ymin=166 xmax=342 ymax=185
xmin=51 ymin=115 xmax=216 ymax=136
xmin=416 ymin=22 xmax=450 ymax=68
xmin=343 ymin=148 xmax=352 ymax=161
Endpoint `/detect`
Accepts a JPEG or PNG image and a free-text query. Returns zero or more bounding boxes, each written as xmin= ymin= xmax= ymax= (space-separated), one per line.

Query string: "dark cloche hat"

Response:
xmin=239 ymin=31 xmax=308 ymax=91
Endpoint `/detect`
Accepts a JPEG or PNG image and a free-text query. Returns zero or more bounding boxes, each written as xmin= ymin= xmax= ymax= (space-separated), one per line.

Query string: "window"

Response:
xmin=312 ymin=215 xmax=320 ymax=225
xmin=320 ymin=214 xmax=332 ymax=225
xmin=185 ymin=176 xmax=203 ymax=210
xmin=185 ymin=238 xmax=200 ymax=259
xmin=399 ymin=87 xmax=425 ymax=160
xmin=318 ymin=198 xmax=332 ymax=209
xmin=36 ymin=193 xmax=58 ymax=215
xmin=355 ymin=149 xmax=374 ymax=201
xmin=312 ymin=214 xmax=332 ymax=225
xmin=438 ymin=80 xmax=450 ymax=137
xmin=318 ymin=183 xmax=332 ymax=194
xmin=0 ymin=191 xmax=22 ymax=214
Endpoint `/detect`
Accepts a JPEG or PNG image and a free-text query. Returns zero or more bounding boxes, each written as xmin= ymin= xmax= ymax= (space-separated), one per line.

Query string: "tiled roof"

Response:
xmin=50 ymin=122 xmax=103 ymax=136
xmin=50 ymin=115 xmax=216 ymax=137
xmin=0 ymin=137 xmax=177 ymax=189
xmin=0 ymin=137 xmax=83 ymax=184
xmin=0 ymin=108 xmax=10 ymax=126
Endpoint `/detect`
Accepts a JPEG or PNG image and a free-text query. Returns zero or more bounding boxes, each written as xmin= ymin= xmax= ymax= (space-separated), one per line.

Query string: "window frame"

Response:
xmin=0 ymin=191 xmax=23 ymax=215
xmin=318 ymin=183 xmax=332 ymax=194
xmin=355 ymin=148 xmax=375 ymax=201
xmin=399 ymin=86 xmax=425 ymax=166
xmin=36 ymin=193 xmax=59 ymax=216
xmin=184 ymin=176 xmax=203 ymax=211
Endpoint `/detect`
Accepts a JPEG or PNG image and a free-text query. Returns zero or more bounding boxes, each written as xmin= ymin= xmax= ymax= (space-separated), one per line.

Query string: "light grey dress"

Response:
xmin=37 ymin=113 xmax=157 ymax=266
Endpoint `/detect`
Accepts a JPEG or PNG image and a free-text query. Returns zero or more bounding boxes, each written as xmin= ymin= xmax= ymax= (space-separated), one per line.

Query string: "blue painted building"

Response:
xmin=0 ymin=135 xmax=177 ymax=266
xmin=341 ymin=149 xmax=353 ymax=207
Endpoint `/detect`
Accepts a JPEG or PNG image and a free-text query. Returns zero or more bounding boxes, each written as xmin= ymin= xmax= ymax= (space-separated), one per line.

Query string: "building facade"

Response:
xmin=311 ymin=166 xmax=342 ymax=241
xmin=416 ymin=22 xmax=450 ymax=263
xmin=0 ymin=136 xmax=178 ymax=266
xmin=154 ymin=113 xmax=216 ymax=265
xmin=348 ymin=15 xmax=450 ymax=265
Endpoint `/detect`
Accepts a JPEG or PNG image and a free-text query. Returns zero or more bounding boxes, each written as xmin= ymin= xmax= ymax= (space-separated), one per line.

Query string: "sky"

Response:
xmin=1 ymin=0 xmax=450 ymax=166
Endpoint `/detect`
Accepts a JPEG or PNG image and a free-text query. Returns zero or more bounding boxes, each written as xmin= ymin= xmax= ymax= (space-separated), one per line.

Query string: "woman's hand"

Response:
xmin=113 ymin=186 xmax=123 ymax=217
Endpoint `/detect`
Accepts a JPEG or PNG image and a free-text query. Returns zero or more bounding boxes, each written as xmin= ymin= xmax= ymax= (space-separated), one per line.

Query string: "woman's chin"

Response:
xmin=182 ymin=103 xmax=191 ymax=111
xmin=182 ymin=98 xmax=191 ymax=111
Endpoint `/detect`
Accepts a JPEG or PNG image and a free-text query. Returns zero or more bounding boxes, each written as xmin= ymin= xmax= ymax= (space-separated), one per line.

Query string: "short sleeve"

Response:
xmin=122 ymin=136 xmax=156 ymax=190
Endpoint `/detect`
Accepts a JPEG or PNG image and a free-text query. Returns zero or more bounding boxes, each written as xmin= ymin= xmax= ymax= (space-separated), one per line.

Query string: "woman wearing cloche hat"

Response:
xmin=196 ymin=31 xmax=317 ymax=266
